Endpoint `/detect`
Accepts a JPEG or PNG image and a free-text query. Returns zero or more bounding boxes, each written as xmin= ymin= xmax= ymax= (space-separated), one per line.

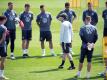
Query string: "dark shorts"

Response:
xmin=6 ymin=29 xmax=16 ymax=40
xmin=0 ymin=46 xmax=7 ymax=57
xmin=61 ymin=42 xmax=71 ymax=53
xmin=79 ymin=47 xmax=94 ymax=63
xmin=40 ymin=31 xmax=52 ymax=41
xmin=22 ymin=30 xmax=32 ymax=40
xmin=103 ymin=28 xmax=107 ymax=36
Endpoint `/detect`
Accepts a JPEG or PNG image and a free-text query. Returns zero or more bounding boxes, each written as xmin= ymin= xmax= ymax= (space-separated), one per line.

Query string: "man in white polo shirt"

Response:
xmin=58 ymin=13 xmax=75 ymax=70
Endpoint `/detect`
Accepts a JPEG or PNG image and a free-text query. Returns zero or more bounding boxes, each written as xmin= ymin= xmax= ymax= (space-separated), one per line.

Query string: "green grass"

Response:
xmin=0 ymin=0 xmax=106 ymax=80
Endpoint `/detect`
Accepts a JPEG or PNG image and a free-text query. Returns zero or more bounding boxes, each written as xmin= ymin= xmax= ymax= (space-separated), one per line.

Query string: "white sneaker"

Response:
xmin=42 ymin=54 xmax=46 ymax=57
xmin=0 ymin=75 xmax=9 ymax=80
xmin=10 ymin=55 xmax=15 ymax=60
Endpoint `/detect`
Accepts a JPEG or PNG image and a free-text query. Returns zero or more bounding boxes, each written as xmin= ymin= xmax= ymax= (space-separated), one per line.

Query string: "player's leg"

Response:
xmin=10 ymin=30 xmax=16 ymax=60
xmin=76 ymin=48 xmax=86 ymax=77
xmin=40 ymin=31 xmax=46 ymax=56
xmin=86 ymin=49 xmax=93 ymax=79
xmin=46 ymin=31 xmax=56 ymax=56
xmin=0 ymin=47 xmax=8 ymax=79
xmin=58 ymin=42 xmax=67 ymax=69
xmin=69 ymin=43 xmax=75 ymax=55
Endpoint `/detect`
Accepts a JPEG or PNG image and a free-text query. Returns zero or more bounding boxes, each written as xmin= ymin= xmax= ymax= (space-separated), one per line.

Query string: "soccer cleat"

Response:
xmin=68 ymin=66 xmax=75 ymax=70
xmin=0 ymin=75 xmax=9 ymax=80
xmin=98 ymin=72 xmax=105 ymax=77
xmin=58 ymin=65 xmax=64 ymax=69
xmin=23 ymin=54 xmax=29 ymax=58
xmin=10 ymin=55 xmax=16 ymax=60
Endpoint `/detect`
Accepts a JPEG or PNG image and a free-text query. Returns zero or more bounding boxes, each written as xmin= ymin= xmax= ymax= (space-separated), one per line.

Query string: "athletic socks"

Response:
xmin=60 ymin=60 xmax=65 ymax=66
xmin=70 ymin=60 xmax=74 ymax=68
xmin=50 ymin=49 xmax=54 ymax=54
xmin=42 ymin=49 xmax=46 ymax=54
xmin=86 ymin=72 xmax=90 ymax=78
xmin=76 ymin=71 xmax=81 ymax=77
xmin=23 ymin=49 xmax=28 ymax=54
xmin=0 ymin=70 xmax=4 ymax=77
xmin=10 ymin=52 xmax=14 ymax=56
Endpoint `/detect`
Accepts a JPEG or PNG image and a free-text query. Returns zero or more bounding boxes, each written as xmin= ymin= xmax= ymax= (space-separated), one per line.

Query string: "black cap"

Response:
xmin=59 ymin=13 xmax=68 ymax=20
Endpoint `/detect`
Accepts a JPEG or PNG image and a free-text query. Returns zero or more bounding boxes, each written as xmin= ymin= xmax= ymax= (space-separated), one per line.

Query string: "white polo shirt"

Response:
xmin=60 ymin=21 xmax=73 ymax=43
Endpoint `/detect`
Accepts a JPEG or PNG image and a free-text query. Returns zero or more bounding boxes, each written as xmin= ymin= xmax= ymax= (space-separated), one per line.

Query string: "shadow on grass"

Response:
xmin=29 ymin=68 xmax=59 ymax=73
xmin=64 ymin=75 xmax=103 ymax=80
xmin=7 ymin=55 xmax=56 ymax=60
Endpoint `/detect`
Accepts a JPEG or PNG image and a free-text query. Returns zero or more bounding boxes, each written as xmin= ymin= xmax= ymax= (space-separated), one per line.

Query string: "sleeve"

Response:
xmin=31 ymin=13 xmax=34 ymax=20
xmin=93 ymin=28 xmax=98 ymax=43
xmin=56 ymin=11 xmax=63 ymax=19
xmin=94 ymin=12 xmax=98 ymax=25
xmin=70 ymin=23 xmax=73 ymax=40
xmin=82 ymin=11 xmax=86 ymax=22
xmin=72 ymin=11 xmax=77 ymax=18
xmin=19 ymin=13 xmax=22 ymax=20
xmin=49 ymin=14 xmax=52 ymax=21
xmin=102 ymin=11 xmax=104 ymax=19
xmin=36 ymin=15 xmax=40 ymax=22
xmin=79 ymin=27 xmax=87 ymax=43
xmin=60 ymin=24 xmax=65 ymax=43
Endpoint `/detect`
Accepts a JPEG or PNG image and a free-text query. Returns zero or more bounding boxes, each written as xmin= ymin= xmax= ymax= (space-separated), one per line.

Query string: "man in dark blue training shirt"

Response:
xmin=36 ymin=5 xmax=56 ymax=57
xmin=19 ymin=4 xmax=33 ymax=58
xmin=56 ymin=2 xmax=76 ymax=55
xmin=83 ymin=2 xmax=98 ymax=26
xmin=3 ymin=2 xmax=17 ymax=60
xmin=76 ymin=16 xmax=98 ymax=79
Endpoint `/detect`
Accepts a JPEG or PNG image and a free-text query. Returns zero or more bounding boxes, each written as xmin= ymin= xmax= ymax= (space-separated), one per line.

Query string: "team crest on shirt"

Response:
xmin=69 ymin=11 xmax=72 ymax=15
xmin=24 ymin=13 xmax=31 ymax=22
xmin=42 ymin=18 xmax=48 ymax=23
xmin=86 ymin=27 xmax=94 ymax=34
xmin=8 ymin=11 xmax=15 ymax=21
xmin=46 ymin=14 xmax=49 ymax=18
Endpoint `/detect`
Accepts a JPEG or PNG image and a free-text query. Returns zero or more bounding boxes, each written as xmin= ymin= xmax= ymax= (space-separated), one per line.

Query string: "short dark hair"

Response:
xmin=0 ymin=16 xmax=7 ymax=21
xmin=40 ymin=5 xmax=44 ymax=8
xmin=65 ymin=2 xmax=70 ymax=7
xmin=59 ymin=13 xmax=68 ymax=20
xmin=8 ymin=2 xmax=13 ymax=6
xmin=105 ymin=1 xmax=107 ymax=5
xmin=88 ymin=2 xmax=92 ymax=5
xmin=85 ymin=16 xmax=91 ymax=22
xmin=25 ymin=4 xmax=30 ymax=7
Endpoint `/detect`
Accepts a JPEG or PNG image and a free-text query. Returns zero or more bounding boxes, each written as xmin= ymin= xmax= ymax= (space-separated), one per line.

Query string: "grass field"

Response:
xmin=0 ymin=0 xmax=106 ymax=80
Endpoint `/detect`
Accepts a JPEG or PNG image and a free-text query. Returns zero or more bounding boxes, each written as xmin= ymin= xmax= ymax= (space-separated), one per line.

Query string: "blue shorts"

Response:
xmin=22 ymin=30 xmax=32 ymax=40
xmin=40 ymin=31 xmax=52 ymax=41
xmin=79 ymin=47 xmax=93 ymax=63
xmin=61 ymin=42 xmax=71 ymax=53
xmin=6 ymin=29 xmax=16 ymax=40
xmin=0 ymin=46 xmax=7 ymax=57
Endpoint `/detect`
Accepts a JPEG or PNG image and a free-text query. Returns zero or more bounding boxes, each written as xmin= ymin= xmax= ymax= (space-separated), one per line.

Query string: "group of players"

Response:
xmin=0 ymin=1 xmax=107 ymax=80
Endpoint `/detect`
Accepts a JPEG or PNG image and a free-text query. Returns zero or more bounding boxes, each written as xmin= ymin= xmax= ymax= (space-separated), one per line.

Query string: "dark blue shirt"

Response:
xmin=36 ymin=12 xmax=52 ymax=31
xmin=19 ymin=11 xmax=33 ymax=30
xmin=102 ymin=9 xmax=107 ymax=28
xmin=83 ymin=10 xmax=98 ymax=26
xmin=79 ymin=24 xmax=98 ymax=48
xmin=0 ymin=25 xmax=6 ymax=47
xmin=56 ymin=9 xmax=76 ymax=23
xmin=4 ymin=9 xmax=17 ymax=30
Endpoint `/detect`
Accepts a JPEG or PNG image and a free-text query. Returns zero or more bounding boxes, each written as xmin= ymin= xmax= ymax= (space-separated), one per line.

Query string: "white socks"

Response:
xmin=86 ymin=72 xmax=90 ymax=78
xmin=23 ymin=49 xmax=28 ymax=54
xmin=0 ymin=70 xmax=4 ymax=77
xmin=11 ymin=52 xmax=14 ymax=56
xmin=77 ymin=71 xmax=81 ymax=77
xmin=50 ymin=49 xmax=54 ymax=54
xmin=42 ymin=49 xmax=46 ymax=54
